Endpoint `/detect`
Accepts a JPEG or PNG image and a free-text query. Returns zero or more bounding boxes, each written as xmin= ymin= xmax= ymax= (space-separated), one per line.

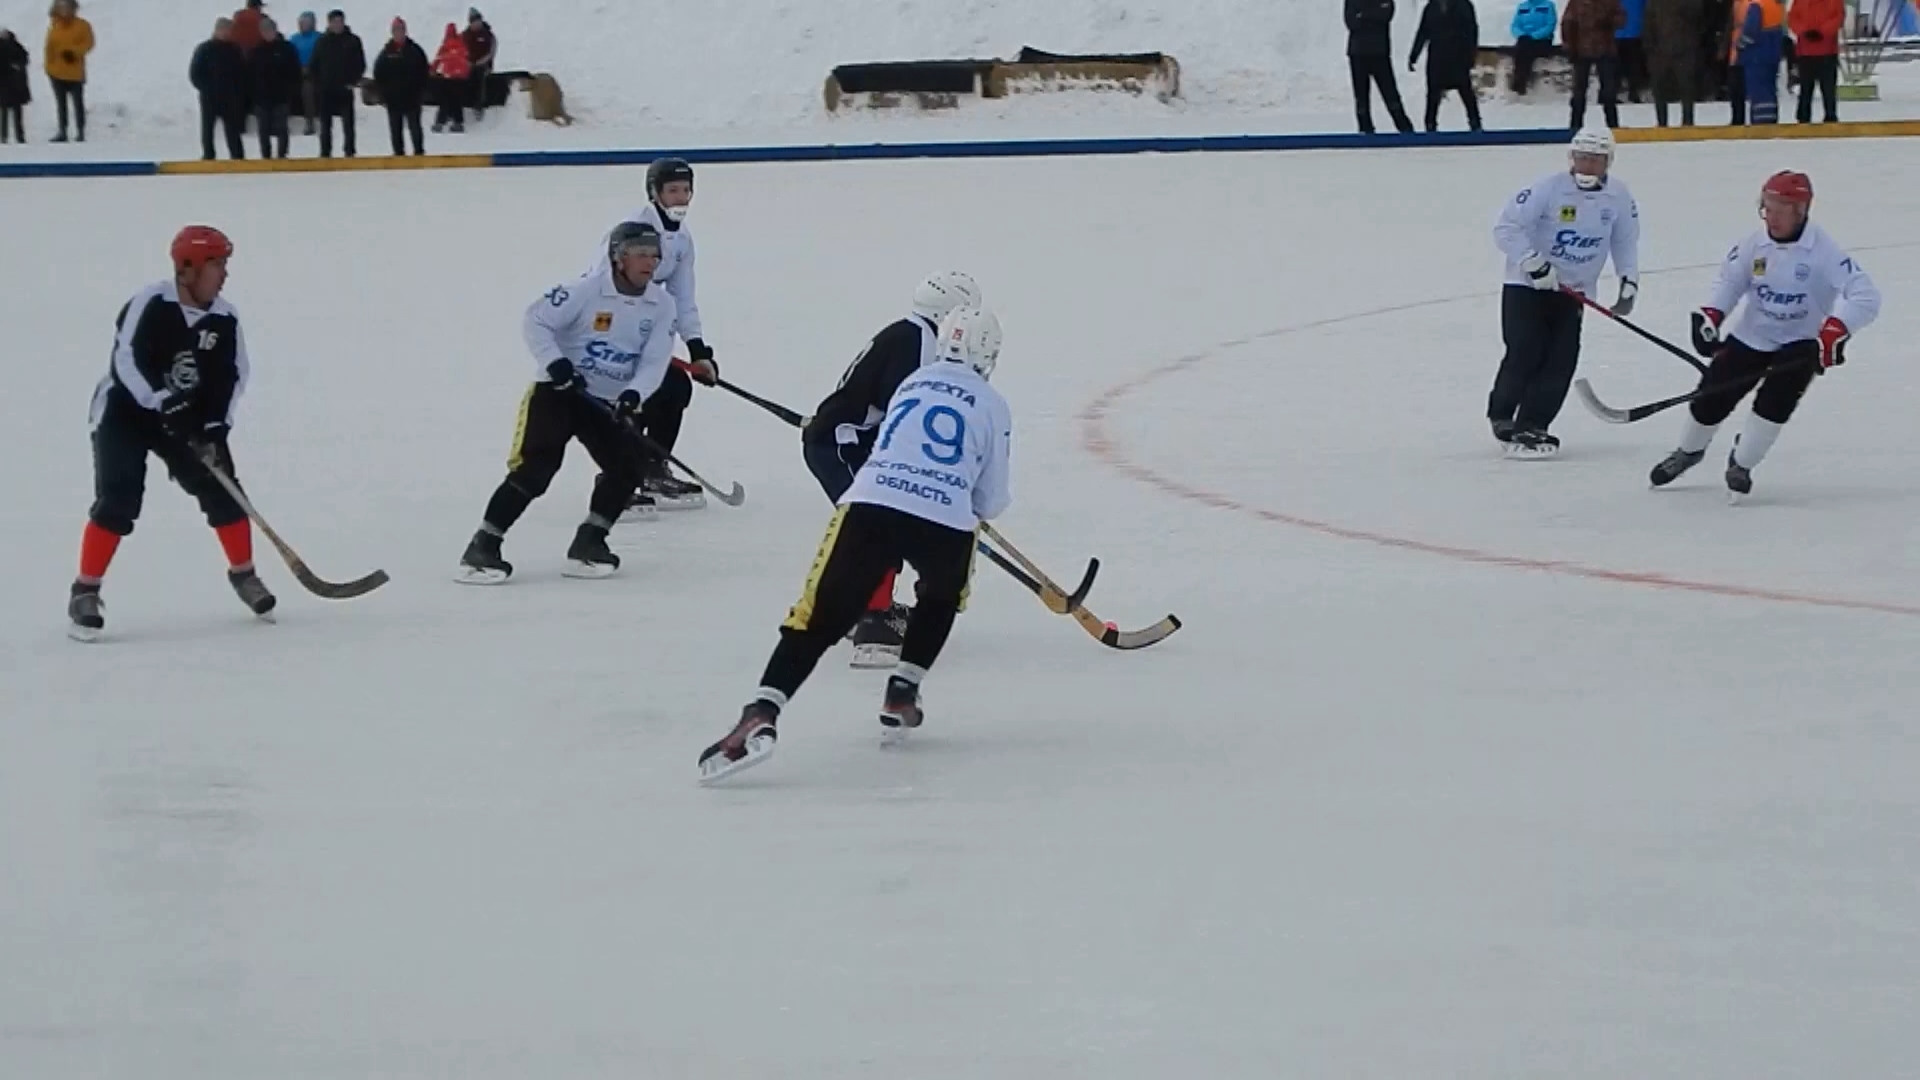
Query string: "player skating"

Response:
xmin=1649 ymin=170 xmax=1880 ymax=500
xmin=457 ymin=221 xmax=678 ymax=582
xmin=698 ymin=305 xmax=1013 ymax=784
xmin=801 ymin=270 xmax=983 ymax=667
xmin=67 ymin=226 xmax=274 ymax=642
xmin=1489 ymin=125 xmax=1640 ymax=458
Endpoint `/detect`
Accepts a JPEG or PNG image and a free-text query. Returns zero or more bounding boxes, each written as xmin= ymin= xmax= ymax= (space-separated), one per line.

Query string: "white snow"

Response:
xmin=2 ymin=133 xmax=1919 ymax=1077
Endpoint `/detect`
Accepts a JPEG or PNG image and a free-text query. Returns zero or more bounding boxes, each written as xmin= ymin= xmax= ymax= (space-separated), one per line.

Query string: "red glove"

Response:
xmin=1816 ymin=317 xmax=1850 ymax=371
xmin=1689 ymin=307 xmax=1725 ymax=358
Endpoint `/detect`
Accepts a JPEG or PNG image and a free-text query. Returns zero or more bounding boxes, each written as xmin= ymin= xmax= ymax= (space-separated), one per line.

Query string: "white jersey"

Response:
xmin=1493 ymin=170 xmax=1641 ymax=296
xmin=522 ymin=263 xmax=679 ymax=402
xmin=1706 ymin=222 xmax=1881 ymax=352
xmin=589 ymin=202 xmax=702 ymax=342
xmin=841 ymin=361 xmax=1012 ymax=533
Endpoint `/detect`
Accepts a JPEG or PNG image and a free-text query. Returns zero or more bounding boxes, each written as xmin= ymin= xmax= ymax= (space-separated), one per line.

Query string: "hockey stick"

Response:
xmin=672 ymin=358 xmax=808 ymax=427
xmin=1562 ymin=287 xmax=1710 ymax=376
xmin=578 ymin=391 xmax=748 ymax=506
xmin=197 ymin=451 xmax=390 ymax=600
xmin=1574 ymin=355 xmax=1819 ymax=425
xmin=975 ymin=540 xmax=1099 ymax=614
xmin=977 ymin=522 xmax=1181 ymax=651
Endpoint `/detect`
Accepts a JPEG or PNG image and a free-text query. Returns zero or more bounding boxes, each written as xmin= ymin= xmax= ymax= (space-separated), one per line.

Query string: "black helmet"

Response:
xmin=607 ymin=220 xmax=662 ymax=265
xmin=646 ymin=157 xmax=694 ymax=202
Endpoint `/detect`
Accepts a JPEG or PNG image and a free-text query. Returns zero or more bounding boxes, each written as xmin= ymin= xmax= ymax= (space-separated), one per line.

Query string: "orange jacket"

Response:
xmin=1789 ymin=0 xmax=1844 ymax=56
xmin=43 ymin=12 xmax=92 ymax=82
xmin=230 ymin=7 xmax=263 ymax=53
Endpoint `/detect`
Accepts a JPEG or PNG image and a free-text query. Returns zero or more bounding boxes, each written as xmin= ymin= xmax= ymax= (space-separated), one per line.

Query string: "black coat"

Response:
xmin=372 ymin=38 xmax=429 ymax=106
xmin=1410 ymin=0 xmax=1480 ymax=79
xmin=1346 ymin=0 xmax=1398 ymax=58
xmin=0 ymin=34 xmax=29 ymax=107
xmin=190 ymin=38 xmax=248 ymax=104
xmin=310 ymin=27 xmax=366 ymax=93
xmin=249 ymin=37 xmax=302 ymax=106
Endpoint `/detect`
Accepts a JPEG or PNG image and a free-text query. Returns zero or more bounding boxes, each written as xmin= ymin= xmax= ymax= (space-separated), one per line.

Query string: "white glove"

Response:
xmin=1520 ymin=251 xmax=1558 ymax=292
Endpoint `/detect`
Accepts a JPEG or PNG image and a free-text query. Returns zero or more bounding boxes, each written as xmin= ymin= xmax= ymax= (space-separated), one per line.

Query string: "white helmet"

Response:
xmin=933 ymin=305 xmax=1003 ymax=379
xmin=912 ymin=271 xmax=982 ymax=322
xmin=1569 ymin=125 xmax=1614 ymax=189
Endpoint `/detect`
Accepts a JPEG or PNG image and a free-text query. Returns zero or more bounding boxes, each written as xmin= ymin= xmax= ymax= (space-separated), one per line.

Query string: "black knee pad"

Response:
xmin=88 ymin=502 xmax=138 ymax=536
xmin=1753 ymin=372 xmax=1815 ymax=425
xmin=507 ymin=467 xmax=557 ymax=499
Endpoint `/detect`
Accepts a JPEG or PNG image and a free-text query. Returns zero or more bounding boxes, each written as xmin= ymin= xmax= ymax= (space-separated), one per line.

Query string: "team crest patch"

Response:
xmin=1794 ymin=263 xmax=1812 ymax=282
xmin=1600 ymin=207 xmax=1614 ymax=224
xmin=593 ymin=311 xmax=613 ymax=332
xmin=1752 ymin=257 xmax=1767 ymax=276
xmin=1558 ymin=205 xmax=1578 ymax=223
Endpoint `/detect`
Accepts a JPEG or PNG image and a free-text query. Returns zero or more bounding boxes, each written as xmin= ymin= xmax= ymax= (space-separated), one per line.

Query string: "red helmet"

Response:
xmin=1761 ymin=170 xmax=1813 ymax=206
xmin=171 ymin=225 xmax=233 ymax=272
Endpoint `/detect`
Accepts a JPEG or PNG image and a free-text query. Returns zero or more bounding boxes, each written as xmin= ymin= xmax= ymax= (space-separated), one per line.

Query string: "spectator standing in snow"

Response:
xmin=1560 ymin=0 xmax=1626 ymax=129
xmin=1410 ymin=0 xmax=1483 ymax=131
xmin=1508 ymin=0 xmax=1558 ymax=94
xmin=1789 ymin=0 xmax=1842 ymax=122
xmin=1 ymin=28 xmax=29 ymax=143
xmin=289 ymin=10 xmax=320 ymax=134
xmin=250 ymin=15 xmax=302 ymax=157
xmin=43 ymin=0 xmax=91 ymax=142
xmin=231 ymin=0 xmax=266 ymax=54
xmin=310 ymin=8 xmax=365 ymax=157
xmin=461 ymin=9 xmax=495 ymax=121
xmin=1734 ymin=0 xmax=1786 ymax=123
xmin=1345 ymin=0 xmax=1415 ymax=133
xmin=373 ymin=17 xmax=428 ymax=155
xmin=1617 ymin=0 xmax=1647 ymax=102
xmin=430 ymin=23 xmax=468 ymax=133
xmin=1644 ymin=0 xmax=1706 ymax=125
xmin=191 ymin=18 xmax=249 ymax=159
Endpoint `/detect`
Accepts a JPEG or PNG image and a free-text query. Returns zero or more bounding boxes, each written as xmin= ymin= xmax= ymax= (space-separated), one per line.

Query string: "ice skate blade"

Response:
xmin=616 ymin=503 xmax=657 ymax=524
xmin=879 ymin=725 xmax=911 ymax=748
xmin=561 ymin=560 xmax=618 ymax=579
xmin=1504 ymin=443 xmax=1559 ymax=460
xmin=454 ymin=565 xmax=511 ymax=585
xmin=67 ymin=623 xmax=102 ymax=643
xmin=650 ymin=492 xmax=706 ymax=511
xmin=849 ymin=643 xmax=902 ymax=669
xmin=697 ymin=732 xmax=776 ymax=786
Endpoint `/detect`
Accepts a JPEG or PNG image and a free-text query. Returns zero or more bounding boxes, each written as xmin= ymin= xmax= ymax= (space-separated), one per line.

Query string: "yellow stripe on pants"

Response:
xmin=783 ymin=505 xmax=852 ymax=632
xmin=505 ymin=384 xmax=537 ymax=472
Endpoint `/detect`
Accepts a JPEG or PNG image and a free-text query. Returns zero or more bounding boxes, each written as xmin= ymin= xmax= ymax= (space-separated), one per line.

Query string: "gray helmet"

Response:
xmin=607 ymin=220 xmax=662 ymax=265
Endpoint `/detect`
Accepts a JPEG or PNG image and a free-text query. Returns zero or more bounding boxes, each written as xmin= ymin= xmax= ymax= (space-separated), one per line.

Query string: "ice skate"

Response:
xmin=617 ymin=491 xmax=657 ymax=524
xmin=1725 ymin=448 xmax=1754 ymax=504
xmin=1504 ymin=428 xmax=1560 ymax=459
xmin=455 ymin=529 xmax=513 ymax=584
xmin=878 ymin=676 xmax=925 ymax=747
xmin=562 ymin=522 xmax=620 ymax=578
xmin=848 ymin=602 xmax=909 ymax=669
xmin=1490 ymin=418 xmax=1516 ymax=444
xmin=697 ymin=701 xmax=779 ymax=784
xmin=641 ymin=461 xmax=705 ymax=511
xmin=228 ymin=567 xmax=278 ymax=621
xmin=1649 ymin=448 xmax=1705 ymax=488
xmin=67 ymin=582 xmax=104 ymax=643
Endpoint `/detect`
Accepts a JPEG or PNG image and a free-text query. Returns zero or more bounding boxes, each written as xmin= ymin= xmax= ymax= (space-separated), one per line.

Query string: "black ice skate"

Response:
xmin=228 ymin=567 xmax=278 ymax=621
xmin=848 ymin=602 xmax=910 ymax=669
xmin=697 ymin=701 xmax=779 ymax=785
xmin=1490 ymin=418 xmax=1516 ymax=444
xmin=617 ymin=490 xmax=657 ymax=524
xmin=1725 ymin=446 xmax=1754 ymax=504
xmin=1504 ymin=428 xmax=1560 ymax=460
xmin=1649 ymin=448 xmax=1705 ymax=488
xmin=641 ymin=461 xmax=705 ymax=511
xmin=563 ymin=522 xmax=621 ymax=578
xmin=455 ymin=529 xmax=513 ymax=585
xmin=67 ymin=581 xmax=105 ymax=643
xmin=878 ymin=676 xmax=925 ymax=747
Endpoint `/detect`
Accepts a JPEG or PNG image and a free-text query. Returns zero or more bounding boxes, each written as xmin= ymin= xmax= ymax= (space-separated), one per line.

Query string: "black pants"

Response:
xmin=632 ymin=365 xmax=692 ymax=460
xmin=385 ymin=102 xmax=424 ymax=155
xmin=1348 ymin=54 xmax=1412 ymax=133
xmin=1688 ymin=338 xmax=1820 ymax=427
xmin=1570 ymin=58 xmax=1620 ymax=129
xmin=0 ymin=105 xmax=23 ymax=142
xmin=1424 ymin=72 xmax=1482 ymax=131
xmin=1796 ymin=54 xmax=1839 ymax=122
xmin=51 ymin=77 xmax=83 ymax=139
xmin=255 ymin=103 xmax=290 ymax=158
xmin=470 ymin=64 xmax=492 ymax=116
xmin=432 ymin=77 xmax=466 ymax=128
xmin=1489 ymin=285 xmax=1583 ymax=431
xmin=481 ymin=384 xmax=641 ymax=533
xmin=1511 ymin=36 xmax=1551 ymax=93
xmin=89 ymin=407 xmax=244 ymax=537
xmin=318 ymin=87 xmax=356 ymax=157
xmin=1617 ymin=37 xmax=1648 ymax=102
xmin=759 ymin=502 xmax=977 ymax=698
xmin=1727 ymin=64 xmax=1748 ymax=124
xmin=200 ymin=95 xmax=245 ymax=159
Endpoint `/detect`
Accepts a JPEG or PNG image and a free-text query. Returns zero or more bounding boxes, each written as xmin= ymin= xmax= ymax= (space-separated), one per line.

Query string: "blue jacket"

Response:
xmin=290 ymin=28 xmax=321 ymax=67
xmin=1511 ymin=0 xmax=1558 ymax=40
xmin=1617 ymin=0 xmax=1644 ymax=37
xmin=1740 ymin=0 xmax=1785 ymax=67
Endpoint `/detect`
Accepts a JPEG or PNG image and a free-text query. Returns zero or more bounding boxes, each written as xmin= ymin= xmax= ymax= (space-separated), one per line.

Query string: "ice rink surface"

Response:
xmin=3 ymin=139 xmax=1919 ymax=1078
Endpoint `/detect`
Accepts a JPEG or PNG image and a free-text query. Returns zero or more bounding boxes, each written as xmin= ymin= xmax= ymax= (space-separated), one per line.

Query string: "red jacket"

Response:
xmin=432 ymin=25 xmax=470 ymax=79
xmin=1788 ymin=0 xmax=1843 ymax=57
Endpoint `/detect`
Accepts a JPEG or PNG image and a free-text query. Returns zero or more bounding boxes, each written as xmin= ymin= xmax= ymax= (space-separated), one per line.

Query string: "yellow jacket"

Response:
xmin=44 ymin=15 xmax=93 ymax=82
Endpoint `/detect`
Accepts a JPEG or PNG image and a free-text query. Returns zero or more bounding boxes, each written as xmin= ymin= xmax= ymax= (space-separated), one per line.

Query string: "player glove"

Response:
xmin=546 ymin=358 xmax=584 ymax=393
xmin=1611 ymin=278 xmax=1638 ymax=317
xmin=1815 ymin=317 xmax=1850 ymax=372
xmin=1520 ymin=252 xmax=1558 ymax=291
xmin=193 ymin=422 xmax=233 ymax=469
xmin=613 ymin=388 xmax=643 ymax=420
xmin=157 ymin=390 xmax=199 ymax=440
xmin=1689 ymin=307 xmax=1725 ymax=357
xmin=685 ymin=339 xmax=719 ymax=386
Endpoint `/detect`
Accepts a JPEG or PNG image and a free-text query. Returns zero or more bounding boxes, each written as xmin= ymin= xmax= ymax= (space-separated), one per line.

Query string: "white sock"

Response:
xmin=754 ymin=687 xmax=790 ymax=710
xmin=1677 ymin=416 xmax=1718 ymax=454
xmin=1732 ymin=414 xmax=1785 ymax=470
xmin=892 ymin=663 xmax=928 ymax=686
